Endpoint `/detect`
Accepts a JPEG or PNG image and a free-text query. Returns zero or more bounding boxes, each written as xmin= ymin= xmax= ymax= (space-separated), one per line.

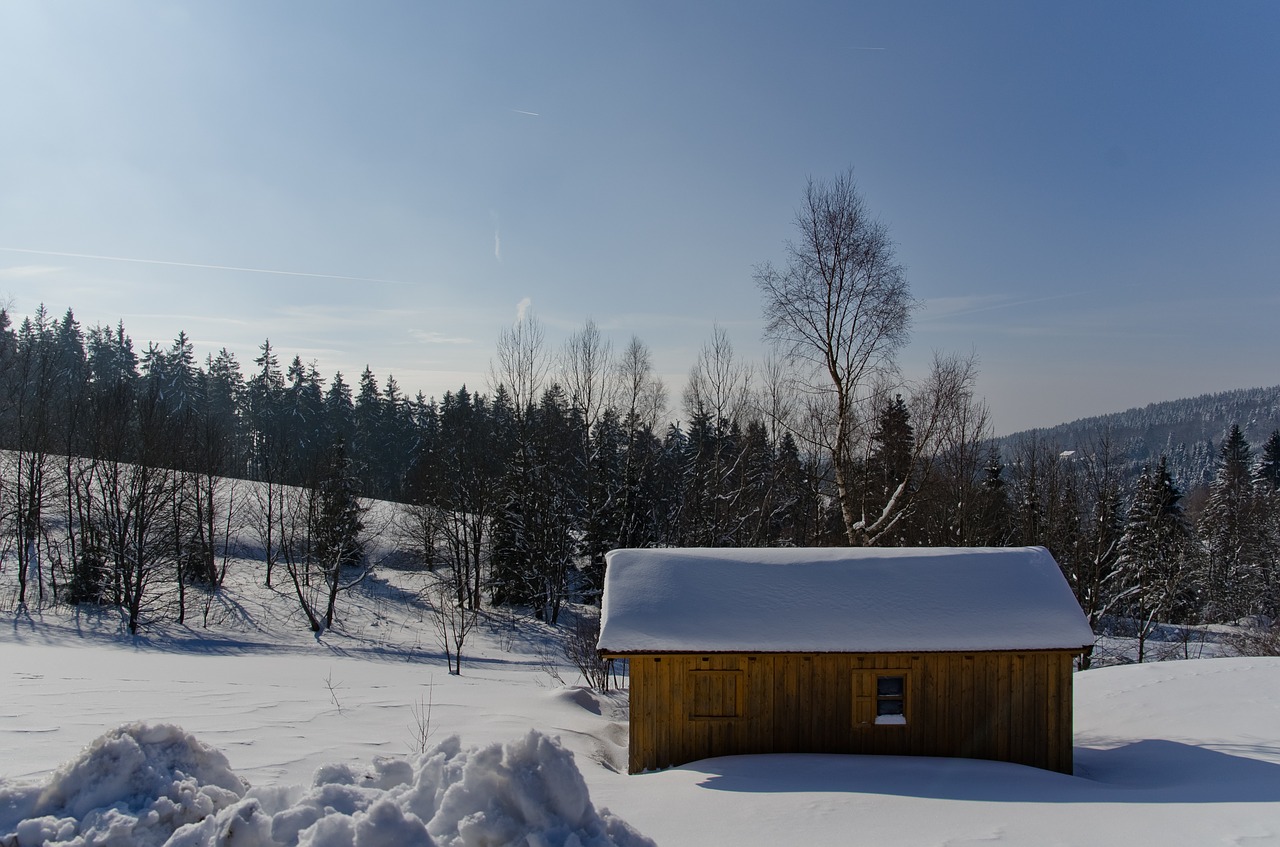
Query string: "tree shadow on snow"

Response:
xmin=685 ymin=741 xmax=1280 ymax=804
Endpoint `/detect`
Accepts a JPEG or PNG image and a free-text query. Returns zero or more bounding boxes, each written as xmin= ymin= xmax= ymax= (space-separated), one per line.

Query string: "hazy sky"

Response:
xmin=2 ymin=2 xmax=1277 ymax=435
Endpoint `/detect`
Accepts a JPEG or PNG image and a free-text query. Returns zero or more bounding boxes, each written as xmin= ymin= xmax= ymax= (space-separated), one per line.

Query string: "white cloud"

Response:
xmin=0 ymin=247 xmax=410 ymax=285
xmin=516 ymin=297 xmax=532 ymax=323
xmin=0 ymin=264 xmax=64 ymax=278
xmin=411 ymin=330 xmax=472 ymax=345
xmin=489 ymin=210 xmax=503 ymax=263
xmin=921 ymin=292 xmax=1079 ymax=321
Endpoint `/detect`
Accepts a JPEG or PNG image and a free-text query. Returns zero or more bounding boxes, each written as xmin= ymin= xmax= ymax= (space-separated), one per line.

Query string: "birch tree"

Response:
xmin=755 ymin=170 xmax=916 ymax=545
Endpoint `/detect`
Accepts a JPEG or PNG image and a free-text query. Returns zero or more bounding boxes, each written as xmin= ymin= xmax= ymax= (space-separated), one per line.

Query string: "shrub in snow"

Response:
xmin=1 ymin=725 xmax=653 ymax=847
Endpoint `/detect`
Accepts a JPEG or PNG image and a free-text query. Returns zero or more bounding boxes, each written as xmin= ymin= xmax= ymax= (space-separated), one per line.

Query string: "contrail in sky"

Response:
xmin=931 ymin=291 xmax=1081 ymax=319
xmin=0 ymin=246 xmax=413 ymax=286
xmin=511 ymin=109 xmax=540 ymax=117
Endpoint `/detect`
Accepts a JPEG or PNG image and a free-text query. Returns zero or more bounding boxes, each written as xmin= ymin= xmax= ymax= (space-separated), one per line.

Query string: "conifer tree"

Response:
xmin=973 ymin=446 xmax=1012 ymax=546
xmin=423 ymin=386 xmax=502 ymax=610
xmin=353 ymin=366 xmax=383 ymax=492
xmin=313 ymin=437 xmax=366 ymax=629
xmin=283 ymin=355 xmax=325 ymax=478
xmin=1110 ymin=457 xmax=1197 ymax=661
xmin=381 ymin=373 xmax=417 ymax=501
xmin=248 ymin=340 xmax=287 ymax=585
xmin=490 ymin=384 xmax=582 ymax=622
xmin=85 ymin=321 xmax=139 ymax=392
xmin=184 ymin=349 xmax=243 ymax=588
xmin=1254 ymin=430 xmax=1280 ymax=614
xmin=735 ymin=419 xmax=777 ymax=546
xmin=772 ymin=431 xmax=818 ymax=546
xmin=864 ymin=394 xmax=915 ymax=543
xmin=1257 ymin=430 xmax=1280 ymax=491
xmin=580 ymin=407 xmax=625 ymax=598
xmin=616 ymin=415 xmax=668 ymax=549
xmin=324 ymin=372 xmax=355 ymax=446
xmin=1200 ymin=425 xmax=1266 ymax=619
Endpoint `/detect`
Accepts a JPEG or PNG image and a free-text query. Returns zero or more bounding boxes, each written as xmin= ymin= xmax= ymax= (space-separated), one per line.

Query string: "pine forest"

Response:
xmin=4 ymin=174 xmax=1280 ymax=658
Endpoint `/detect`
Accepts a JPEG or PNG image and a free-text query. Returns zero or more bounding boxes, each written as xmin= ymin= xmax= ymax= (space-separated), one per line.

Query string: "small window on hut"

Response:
xmin=688 ymin=669 xmax=744 ymax=720
xmin=875 ymin=675 xmax=906 ymax=725
xmin=854 ymin=670 xmax=910 ymax=727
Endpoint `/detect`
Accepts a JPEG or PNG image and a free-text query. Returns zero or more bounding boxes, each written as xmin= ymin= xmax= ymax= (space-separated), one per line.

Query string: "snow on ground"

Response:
xmin=0 ymin=720 xmax=651 ymax=847
xmin=3 ymin=558 xmax=1280 ymax=846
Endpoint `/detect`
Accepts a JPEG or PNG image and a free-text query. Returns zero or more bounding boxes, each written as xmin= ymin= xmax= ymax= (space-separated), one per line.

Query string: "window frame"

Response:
xmin=687 ymin=667 xmax=746 ymax=721
xmin=853 ymin=669 xmax=911 ymax=728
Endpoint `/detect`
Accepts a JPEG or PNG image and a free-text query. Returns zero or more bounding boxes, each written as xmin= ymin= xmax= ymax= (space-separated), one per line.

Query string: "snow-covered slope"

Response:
xmin=3 ymin=559 xmax=1279 ymax=846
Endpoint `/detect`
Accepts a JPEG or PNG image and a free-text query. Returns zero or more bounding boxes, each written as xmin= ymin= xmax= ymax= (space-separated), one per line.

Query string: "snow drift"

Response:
xmin=0 ymin=723 xmax=653 ymax=847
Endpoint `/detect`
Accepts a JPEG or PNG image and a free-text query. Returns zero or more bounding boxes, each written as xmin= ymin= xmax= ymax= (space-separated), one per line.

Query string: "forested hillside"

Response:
xmin=3 ymin=304 xmax=1279 ymax=660
xmin=0 ymin=303 xmax=999 ymax=634
xmin=1000 ymin=385 xmax=1280 ymax=493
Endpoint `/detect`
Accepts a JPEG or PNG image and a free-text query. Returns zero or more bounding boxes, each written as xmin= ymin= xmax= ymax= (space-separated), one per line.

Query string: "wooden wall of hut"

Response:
xmin=622 ymin=651 xmax=1076 ymax=775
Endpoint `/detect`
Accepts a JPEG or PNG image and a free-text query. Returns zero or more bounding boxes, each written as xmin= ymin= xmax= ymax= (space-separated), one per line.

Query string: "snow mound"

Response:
xmin=0 ymin=721 xmax=247 ymax=847
xmin=0 ymin=725 xmax=653 ymax=847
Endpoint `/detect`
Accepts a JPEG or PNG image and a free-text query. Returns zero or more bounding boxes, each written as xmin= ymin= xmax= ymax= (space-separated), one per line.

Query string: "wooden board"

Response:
xmin=621 ymin=651 xmax=1077 ymax=774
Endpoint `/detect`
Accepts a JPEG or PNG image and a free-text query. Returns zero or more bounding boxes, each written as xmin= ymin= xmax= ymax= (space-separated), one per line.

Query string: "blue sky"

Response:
xmin=2 ymin=1 xmax=1277 ymax=435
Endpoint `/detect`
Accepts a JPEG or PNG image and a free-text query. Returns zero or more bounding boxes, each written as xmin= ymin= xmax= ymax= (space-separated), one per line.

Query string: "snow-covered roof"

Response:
xmin=597 ymin=546 xmax=1094 ymax=654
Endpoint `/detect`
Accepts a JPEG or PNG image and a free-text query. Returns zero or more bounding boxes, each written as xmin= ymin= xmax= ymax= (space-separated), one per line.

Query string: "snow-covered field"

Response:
xmin=3 ymin=560 xmax=1280 ymax=846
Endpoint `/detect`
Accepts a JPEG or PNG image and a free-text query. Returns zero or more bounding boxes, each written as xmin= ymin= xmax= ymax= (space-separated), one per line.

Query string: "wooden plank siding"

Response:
xmin=622 ymin=651 xmax=1077 ymax=775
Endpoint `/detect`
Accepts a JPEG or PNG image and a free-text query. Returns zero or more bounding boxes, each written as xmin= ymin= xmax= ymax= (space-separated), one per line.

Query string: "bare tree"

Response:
xmin=609 ymin=336 xmax=669 ymax=550
xmin=251 ymin=479 xmax=285 ymax=588
xmin=679 ymin=326 xmax=756 ymax=545
xmin=437 ymin=503 xmax=489 ymax=610
xmin=416 ymin=386 xmax=504 ymax=612
xmin=848 ymin=351 xmax=986 ymax=545
xmin=93 ymin=453 xmax=180 ymax=634
xmin=560 ymin=318 xmax=613 ymax=434
xmin=273 ymin=480 xmax=324 ymax=632
xmin=756 ymin=170 xmax=916 ymax=545
xmin=757 ymin=352 xmax=798 ymax=445
xmin=910 ymin=355 xmax=994 ymax=545
xmin=395 ymin=500 xmax=443 ymax=572
xmin=491 ymin=311 xmax=548 ymax=420
xmin=562 ymin=609 xmax=613 ymax=692
xmin=431 ymin=574 xmax=477 ymax=675
xmin=272 ymin=450 xmax=373 ymax=634
xmin=11 ymin=311 xmax=58 ymax=605
xmin=1074 ymin=428 xmax=1126 ymax=633
xmin=613 ymin=335 xmax=667 ymax=431
xmin=683 ymin=324 xmax=753 ymax=428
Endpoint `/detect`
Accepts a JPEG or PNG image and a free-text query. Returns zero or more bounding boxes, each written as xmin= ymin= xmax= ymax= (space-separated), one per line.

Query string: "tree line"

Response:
xmin=7 ymin=301 xmax=1276 ymax=642
xmin=3 ymin=172 xmax=1277 ymax=654
xmin=0 ymin=299 xmax=996 ymax=629
xmin=0 ymin=306 xmax=371 ymax=632
xmin=998 ymin=384 xmax=1280 ymax=497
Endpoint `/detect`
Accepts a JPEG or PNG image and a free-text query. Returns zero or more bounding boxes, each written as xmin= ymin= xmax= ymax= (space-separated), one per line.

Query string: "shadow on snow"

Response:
xmin=681 ymin=740 xmax=1280 ymax=804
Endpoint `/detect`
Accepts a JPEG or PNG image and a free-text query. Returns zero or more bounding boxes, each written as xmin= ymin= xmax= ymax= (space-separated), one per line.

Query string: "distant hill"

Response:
xmin=998 ymin=385 xmax=1280 ymax=493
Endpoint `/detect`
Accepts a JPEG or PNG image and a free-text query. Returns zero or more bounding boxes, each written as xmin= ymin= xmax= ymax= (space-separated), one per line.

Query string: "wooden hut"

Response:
xmin=597 ymin=546 xmax=1094 ymax=775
